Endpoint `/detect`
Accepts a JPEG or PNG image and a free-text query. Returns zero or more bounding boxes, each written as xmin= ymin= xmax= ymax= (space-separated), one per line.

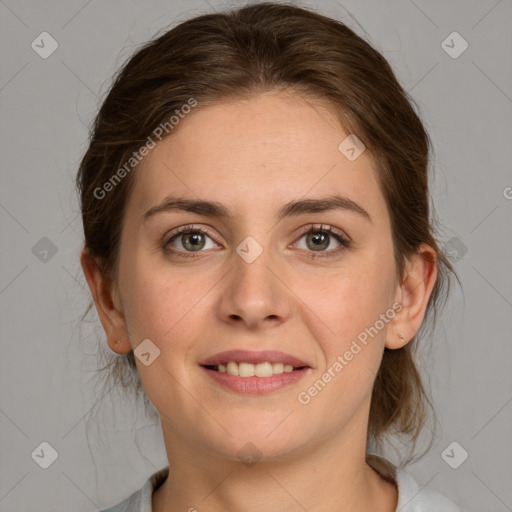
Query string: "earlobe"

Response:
xmin=386 ymin=244 xmax=438 ymax=350
xmin=80 ymin=248 xmax=131 ymax=354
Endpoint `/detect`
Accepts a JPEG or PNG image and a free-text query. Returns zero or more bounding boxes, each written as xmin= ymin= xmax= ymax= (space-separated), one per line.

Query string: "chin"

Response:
xmin=203 ymin=422 xmax=308 ymax=464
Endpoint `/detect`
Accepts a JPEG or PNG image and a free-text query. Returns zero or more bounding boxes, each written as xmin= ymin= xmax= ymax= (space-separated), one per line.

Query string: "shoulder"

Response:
xmin=366 ymin=454 xmax=463 ymax=512
xmin=395 ymin=467 xmax=463 ymax=512
xmin=99 ymin=490 xmax=140 ymax=512
xmin=99 ymin=466 xmax=170 ymax=512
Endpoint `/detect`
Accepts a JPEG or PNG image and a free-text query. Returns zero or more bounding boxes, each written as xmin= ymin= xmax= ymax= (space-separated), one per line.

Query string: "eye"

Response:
xmin=163 ymin=223 xmax=350 ymax=259
xmin=292 ymin=224 xmax=350 ymax=259
xmin=164 ymin=224 xmax=219 ymax=256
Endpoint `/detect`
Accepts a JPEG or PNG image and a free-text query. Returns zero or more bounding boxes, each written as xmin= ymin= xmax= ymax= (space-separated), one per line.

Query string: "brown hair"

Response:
xmin=76 ymin=1 xmax=458 ymax=463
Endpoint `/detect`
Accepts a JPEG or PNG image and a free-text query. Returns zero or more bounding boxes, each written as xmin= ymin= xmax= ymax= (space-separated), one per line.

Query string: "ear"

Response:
xmin=386 ymin=243 xmax=438 ymax=349
xmin=80 ymin=248 xmax=131 ymax=354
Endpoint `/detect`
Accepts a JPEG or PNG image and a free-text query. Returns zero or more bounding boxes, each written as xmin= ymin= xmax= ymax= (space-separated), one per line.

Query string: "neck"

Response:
xmin=152 ymin=420 xmax=397 ymax=512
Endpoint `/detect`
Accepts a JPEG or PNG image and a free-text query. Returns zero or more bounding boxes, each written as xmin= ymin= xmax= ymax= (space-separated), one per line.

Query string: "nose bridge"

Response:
xmin=220 ymin=232 xmax=289 ymax=325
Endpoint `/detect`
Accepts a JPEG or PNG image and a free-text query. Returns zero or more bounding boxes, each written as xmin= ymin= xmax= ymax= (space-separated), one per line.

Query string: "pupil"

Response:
xmin=308 ymin=232 xmax=328 ymax=251
xmin=185 ymin=233 xmax=204 ymax=251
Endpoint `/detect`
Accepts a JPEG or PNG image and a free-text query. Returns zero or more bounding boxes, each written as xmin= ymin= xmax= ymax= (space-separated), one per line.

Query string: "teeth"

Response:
xmin=226 ymin=361 xmax=239 ymax=376
xmin=239 ymin=362 xmax=255 ymax=377
xmin=272 ymin=362 xmax=284 ymax=374
xmin=254 ymin=362 xmax=272 ymax=377
xmin=216 ymin=361 xmax=297 ymax=377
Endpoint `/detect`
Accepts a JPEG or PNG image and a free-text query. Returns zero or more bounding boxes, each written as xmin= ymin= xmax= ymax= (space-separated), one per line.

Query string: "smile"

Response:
xmin=204 ymin=361 xmax=301 ymax=377
xmin=200 ymin=363 xmax=310 ymax=394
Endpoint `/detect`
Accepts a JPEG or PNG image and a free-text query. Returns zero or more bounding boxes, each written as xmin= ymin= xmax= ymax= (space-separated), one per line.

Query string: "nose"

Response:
xmin=218 ymin=237 xmax=292 ymax=330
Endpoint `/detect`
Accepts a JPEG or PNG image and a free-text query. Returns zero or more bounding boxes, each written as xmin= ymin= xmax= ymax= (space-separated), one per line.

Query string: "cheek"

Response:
xmin=119 ymin=268 xmax=210 ymax=400
xmin=122 ymin=274 xmax=197 ymax=344
xmin=306 ymin=259 xmax=394 ymax=348
xmin=297 ymin=258 xmax=396 ymax=410
xmin=120 ymin=255 xmax=223 ymax=362
xmin=295 ymin=265 xmax=395 ymax=417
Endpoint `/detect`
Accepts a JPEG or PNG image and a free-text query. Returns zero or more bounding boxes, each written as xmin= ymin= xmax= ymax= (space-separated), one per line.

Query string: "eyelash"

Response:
xmin=163 ymin=223 xmax=351 ymax=260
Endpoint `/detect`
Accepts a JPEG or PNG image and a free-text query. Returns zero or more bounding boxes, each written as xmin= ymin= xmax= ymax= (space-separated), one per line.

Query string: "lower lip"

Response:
xmin=200 ymin=366 xmax=310 ymax=394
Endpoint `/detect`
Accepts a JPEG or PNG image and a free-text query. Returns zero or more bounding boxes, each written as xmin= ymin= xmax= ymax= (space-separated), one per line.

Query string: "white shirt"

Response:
xmin=100 ymin=456 xmax=463 ymax=511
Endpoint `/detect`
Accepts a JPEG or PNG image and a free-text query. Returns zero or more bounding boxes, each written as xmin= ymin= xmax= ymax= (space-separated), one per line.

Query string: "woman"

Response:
xmin=77 ymin=2 xmax=463 ymax=510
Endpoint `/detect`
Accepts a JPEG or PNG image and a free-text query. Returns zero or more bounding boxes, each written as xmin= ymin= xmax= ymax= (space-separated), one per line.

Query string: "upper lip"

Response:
xmin=199 ymin=350 xmax=311 ymax=368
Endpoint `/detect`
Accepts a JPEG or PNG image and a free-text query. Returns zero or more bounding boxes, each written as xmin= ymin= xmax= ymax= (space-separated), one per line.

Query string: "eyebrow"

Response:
xmin=142 ymin=194 xmax=372 ymax=224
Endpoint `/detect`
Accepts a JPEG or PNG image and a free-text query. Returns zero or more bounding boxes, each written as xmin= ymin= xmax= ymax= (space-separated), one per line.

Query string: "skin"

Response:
xmin=81 ymin=89 xmax=437 ymax=512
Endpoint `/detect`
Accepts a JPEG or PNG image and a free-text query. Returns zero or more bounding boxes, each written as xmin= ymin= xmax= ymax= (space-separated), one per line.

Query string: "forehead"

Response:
xmin=127 ymin=91 xmax=387 ymax=223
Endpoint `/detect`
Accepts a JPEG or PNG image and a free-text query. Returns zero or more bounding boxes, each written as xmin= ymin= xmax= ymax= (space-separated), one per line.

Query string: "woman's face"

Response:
xmin=107 ymin=90 xmax=406 ymax=460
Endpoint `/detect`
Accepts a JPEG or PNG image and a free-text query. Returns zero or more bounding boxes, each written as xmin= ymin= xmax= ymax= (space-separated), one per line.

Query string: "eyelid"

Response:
xmin=293 ymin=223 xmax=351 ymax=244
xmin=163 ymin=223 xmax=221 ymax=248
xmin=163 ymin=223 xmax=350 ymax=257
xmin=290 ymin=224 xmax=350 ymax=259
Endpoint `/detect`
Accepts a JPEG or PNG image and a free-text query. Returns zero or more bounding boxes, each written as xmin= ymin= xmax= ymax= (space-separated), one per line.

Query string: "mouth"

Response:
xmin=201 ymin=361 xmax=308 ymax=378
xmin=199 ymin=349 xmax=311 ymax=394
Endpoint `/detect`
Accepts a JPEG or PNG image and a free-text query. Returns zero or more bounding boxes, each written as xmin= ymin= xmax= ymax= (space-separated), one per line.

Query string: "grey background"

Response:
xmin=0 ymin=0 xmax=511 ymax=510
